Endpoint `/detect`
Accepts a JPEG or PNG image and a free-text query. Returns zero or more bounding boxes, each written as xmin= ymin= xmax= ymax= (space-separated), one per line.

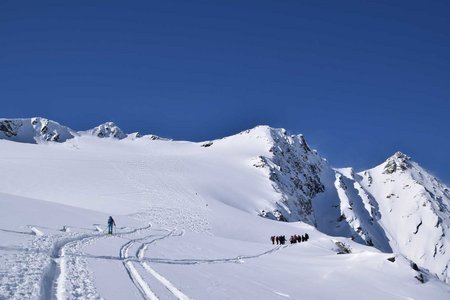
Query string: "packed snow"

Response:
xmin=1 ymin=118 xmax=450 ymax=299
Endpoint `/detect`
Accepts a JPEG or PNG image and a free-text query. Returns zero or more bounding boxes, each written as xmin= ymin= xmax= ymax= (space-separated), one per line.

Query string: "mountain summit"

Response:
xmin=383 ymin=151 xmax=412 ymax=174
xmin=86 ymin=122 xmax=127 ymax=139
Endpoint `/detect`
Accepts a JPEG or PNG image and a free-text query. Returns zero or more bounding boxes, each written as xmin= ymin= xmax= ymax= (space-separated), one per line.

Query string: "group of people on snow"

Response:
xmin=272 ymin=235 xmax=287 ymax=245
xmin=270 ymin=233 xmax=309 ymax=245
xmin=289 ymin=233 xmax=309 ymax=244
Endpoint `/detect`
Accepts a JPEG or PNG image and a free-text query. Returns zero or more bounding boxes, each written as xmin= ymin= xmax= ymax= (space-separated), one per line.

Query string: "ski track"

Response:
xmin=143 ymin=245 xmax=283 ymax=266
xmin=136 ymin=229 xmax=191 ymax=300
xmin=38 ymin=223 xmax=152 ymax=300
xmin=120 ymin=237 xmax=158 ymax=300
xmin=118 ymin=228 xmax=182 ymax=300
xmin=9 ymin=219 xmax=280 ymax=300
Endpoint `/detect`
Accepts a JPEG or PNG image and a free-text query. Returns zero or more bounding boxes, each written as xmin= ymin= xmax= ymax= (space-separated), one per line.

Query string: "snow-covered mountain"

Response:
xmin=1 ymin=118 xmax=450 ymax=299
xmin=85 ymin=121 xmax=127 ymax=139
xmin=0 ymin=117 xmax=138 ymax=142
xmin=0 ymin=117 xmax=76 ymax=143
xmin=357 ymin=152 xmax=450 ymax=283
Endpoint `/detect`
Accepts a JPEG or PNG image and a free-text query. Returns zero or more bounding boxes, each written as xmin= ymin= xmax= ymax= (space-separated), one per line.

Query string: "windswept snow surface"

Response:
xmin=1 ymin=127 xmax=450 ymax=299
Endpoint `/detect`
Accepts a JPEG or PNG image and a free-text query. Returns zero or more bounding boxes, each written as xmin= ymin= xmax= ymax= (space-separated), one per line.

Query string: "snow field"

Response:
xmin=1 ymin=129 xmax=450 ymax=299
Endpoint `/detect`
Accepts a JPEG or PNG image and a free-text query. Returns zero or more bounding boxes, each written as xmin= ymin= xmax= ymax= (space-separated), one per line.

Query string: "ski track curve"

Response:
xmin=136 ymin=229 xmax=191 ymax=300
xmin=120 ymin=238 xmax=159 ymax=300
xmin=39 ymin=223 xmax=152 ymax=300
xmin=38 ymin=222 xmax=281 ymax=300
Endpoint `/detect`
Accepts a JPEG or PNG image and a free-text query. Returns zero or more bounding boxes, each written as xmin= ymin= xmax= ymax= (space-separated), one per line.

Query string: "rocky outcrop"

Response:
xmin=88 ymin=122 xmax=127 ymax=139
xmin=0 ymin=117 xmax=75 ymax=143
xmin=383 ymin=151 xmax=411 ymax=174
xmin=255 ymin=128 xmax=326 ymax=224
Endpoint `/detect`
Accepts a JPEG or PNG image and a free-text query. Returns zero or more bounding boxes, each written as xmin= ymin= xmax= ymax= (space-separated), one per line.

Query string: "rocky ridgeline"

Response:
xmin=0 ymin=117 xmax=74 ymax=143
xmin=0 ymin=117 xmax=164 ymax=143
xmin=257 ymin=128 xmax=325 ymax=225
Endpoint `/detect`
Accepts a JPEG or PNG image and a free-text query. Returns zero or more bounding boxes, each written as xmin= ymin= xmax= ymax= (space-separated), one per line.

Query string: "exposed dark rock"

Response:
xmin=201 ymin=141 xmax=213 ymax=147
xmin=0 ymin=120 xmax=20 ymax=137
xmin=383 ymin=152 xmax=411 ymax=174
xmin=258 ymin=130 xmax=325 ymax=224
xmin=335 ymin=241 xmax=351 ymax=254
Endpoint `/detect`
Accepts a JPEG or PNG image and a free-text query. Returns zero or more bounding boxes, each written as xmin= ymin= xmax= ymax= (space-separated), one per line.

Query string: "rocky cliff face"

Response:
xmin=254 ymin=128 xmax=327 ymax=225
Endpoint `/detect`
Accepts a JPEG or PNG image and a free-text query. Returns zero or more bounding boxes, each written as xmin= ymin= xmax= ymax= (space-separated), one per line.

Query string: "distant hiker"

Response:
xmin=271 ymin=236 xmax=275 ymax=244
xmin=276 ymin=236 xmax=279 ymax=245
xmin=305 ymin=233 xmax=309 ymax=241
xmin=302 ymin=235 xmax=306 ymax=242
xmin=107 ymin=216 xmax=116 ymax=234
xmin=290 ymin=236 xmax=296 ymax=244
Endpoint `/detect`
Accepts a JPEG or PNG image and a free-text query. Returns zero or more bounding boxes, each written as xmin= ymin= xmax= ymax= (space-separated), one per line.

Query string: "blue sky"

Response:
xmin=1 ymin=1 xmax=449 ymax=183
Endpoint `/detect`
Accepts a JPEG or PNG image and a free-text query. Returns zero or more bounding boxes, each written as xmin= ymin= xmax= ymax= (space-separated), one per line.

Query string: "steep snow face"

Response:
xmin=332 ymin=168 xmax=392 ymax=252
xmin=0 ymin=117 xmax=76 ymax=143
xmin=357 ymin=152 xmax=450 ymax=283
xmin=86 ymin=122 xmax=127 ymax=139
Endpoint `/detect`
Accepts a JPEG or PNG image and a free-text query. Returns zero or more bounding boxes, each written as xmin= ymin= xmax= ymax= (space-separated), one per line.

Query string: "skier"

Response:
xmin=107 ymin=216 xmax=116 ymax=235
xmin=271 ymin=236 xmax=275 ymax=244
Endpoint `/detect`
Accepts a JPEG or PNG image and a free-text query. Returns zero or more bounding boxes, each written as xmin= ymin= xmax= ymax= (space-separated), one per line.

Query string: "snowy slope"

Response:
xmin=1 ymin=119 xmax=450 ymax=299
xmin=357 ymin=152 xmax=450 ymax=283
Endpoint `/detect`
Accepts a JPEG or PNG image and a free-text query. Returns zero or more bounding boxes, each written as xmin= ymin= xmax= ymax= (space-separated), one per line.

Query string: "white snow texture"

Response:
xmin=1 ymin=117 xmax=450 ymax=300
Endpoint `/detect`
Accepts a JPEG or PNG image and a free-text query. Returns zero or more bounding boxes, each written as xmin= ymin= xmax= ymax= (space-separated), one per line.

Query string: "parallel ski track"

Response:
xmin=120 ymin=240 xmax=158 ymax=300
xmin=40 ymin=223 xmax=283 ymax=300
xmin=39 ymin=223 xmax=151 ymax=300
xmin=119 ymin=228 xmax=177 ymax=300
xmin=136 ymin=229 xmax=191 ymax=300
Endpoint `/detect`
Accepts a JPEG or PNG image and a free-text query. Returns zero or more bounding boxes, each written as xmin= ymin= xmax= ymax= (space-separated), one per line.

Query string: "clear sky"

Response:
xmin=1 ymin=1 xmax=449 ymax=183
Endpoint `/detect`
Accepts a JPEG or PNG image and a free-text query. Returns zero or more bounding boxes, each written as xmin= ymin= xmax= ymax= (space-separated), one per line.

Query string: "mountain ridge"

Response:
xmin=1 ymin=117 xmax=450 ymax=284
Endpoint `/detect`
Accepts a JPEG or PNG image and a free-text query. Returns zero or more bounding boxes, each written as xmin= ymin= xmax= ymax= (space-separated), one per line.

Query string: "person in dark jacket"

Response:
xmin=271 ymin=236 xmax=275 ymax=244
xmin=107 ymin=216 xmax=116 ymax=234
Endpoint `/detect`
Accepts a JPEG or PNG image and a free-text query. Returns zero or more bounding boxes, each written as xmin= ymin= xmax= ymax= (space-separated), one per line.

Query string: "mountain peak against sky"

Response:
xmin=0 ymin=118 xmax=298 ymax=145
xmin=383 ymin=151 xmax=412 ymax=174
xmin=238 ymin=125 xmax=311 ymax=147
xmin=0 ymin=117 xmax=75 ymax=143
xmin=86 ymin=121 xmax=127 ymax=139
